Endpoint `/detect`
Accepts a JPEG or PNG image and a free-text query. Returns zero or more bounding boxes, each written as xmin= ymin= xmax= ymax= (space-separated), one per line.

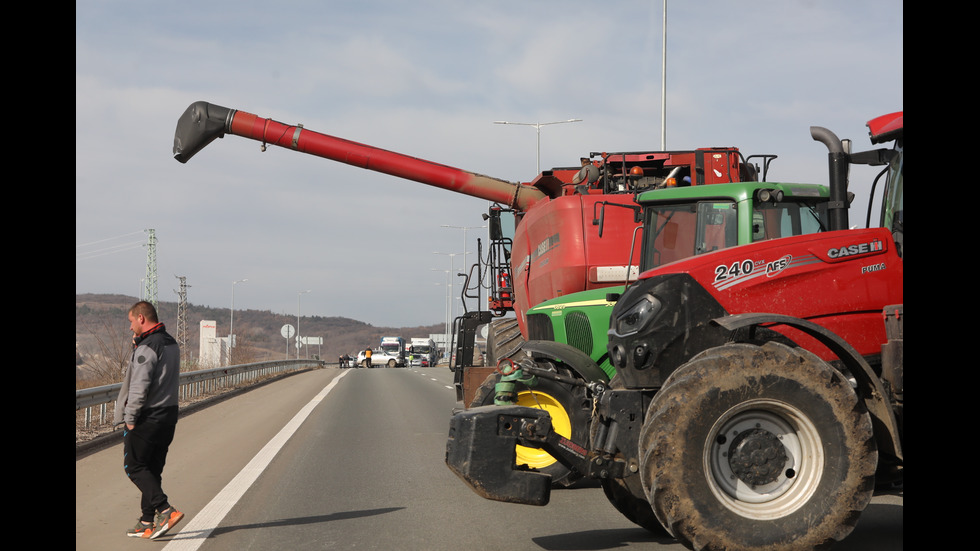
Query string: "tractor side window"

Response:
xmin=641 ymin=200 xmax=738 ymax=272
xmin=696 ymin=202 xmax=737 ymax=254
xmin=642 ymin=203 xmax=695 ymax=271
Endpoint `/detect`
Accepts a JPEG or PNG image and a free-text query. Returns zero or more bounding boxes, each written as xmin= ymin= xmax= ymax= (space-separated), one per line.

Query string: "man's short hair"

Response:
xmin=129 ymin=301 xmax=159 ymax=323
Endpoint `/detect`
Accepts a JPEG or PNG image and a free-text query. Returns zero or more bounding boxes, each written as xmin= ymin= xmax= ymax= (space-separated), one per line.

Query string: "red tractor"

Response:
xmin=446 ymin=112 xmax=903 ymax=550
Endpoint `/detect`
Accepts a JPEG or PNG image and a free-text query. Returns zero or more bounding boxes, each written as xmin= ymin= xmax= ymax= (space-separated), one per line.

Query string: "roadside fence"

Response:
xmin=76 ymin=359 xmax=325 ymax=430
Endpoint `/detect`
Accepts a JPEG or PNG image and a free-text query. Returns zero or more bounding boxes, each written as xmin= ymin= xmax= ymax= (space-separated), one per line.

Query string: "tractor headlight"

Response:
xmin=612 ymin=294 xmax=663 ymax=337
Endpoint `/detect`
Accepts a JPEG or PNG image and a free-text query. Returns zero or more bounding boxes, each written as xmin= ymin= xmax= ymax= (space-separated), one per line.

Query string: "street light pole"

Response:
xmin=661 ymin=0 xmax=668 ymax=149
xmin=441 ymin=224 xmax=485 ymax=285
xmin=433 ymin=251 xmax=461 ymax=356
xmin=493 ymin=119 xmax=582 ymax=174
xmin=297 ymin=289 xmax=311 ymax=359
xmin=431 ymin=270 xmax=450 ymax=358
xmin=230 ymin=278 xmax=248 ymax=354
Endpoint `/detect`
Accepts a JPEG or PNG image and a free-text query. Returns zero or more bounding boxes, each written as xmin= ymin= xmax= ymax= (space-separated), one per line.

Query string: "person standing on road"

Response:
xmin=364 ymin=347 xmax=372 ymax=368
xmin=114 ymin=301 xmax=185 ymax=540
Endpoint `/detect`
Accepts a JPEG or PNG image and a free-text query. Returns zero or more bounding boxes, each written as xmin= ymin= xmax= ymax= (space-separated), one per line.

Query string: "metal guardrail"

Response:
xmin=76 ymin=359 xmax=325 ymax=429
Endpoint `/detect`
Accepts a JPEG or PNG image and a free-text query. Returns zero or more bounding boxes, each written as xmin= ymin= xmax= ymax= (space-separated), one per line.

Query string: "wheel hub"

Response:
xmin=727 ymin=428 xmax=788 ymax=486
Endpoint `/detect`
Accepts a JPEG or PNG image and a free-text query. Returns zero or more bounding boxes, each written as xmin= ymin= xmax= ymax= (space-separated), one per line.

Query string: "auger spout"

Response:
xmin=173 ymin=101 xmax=548 ymax=211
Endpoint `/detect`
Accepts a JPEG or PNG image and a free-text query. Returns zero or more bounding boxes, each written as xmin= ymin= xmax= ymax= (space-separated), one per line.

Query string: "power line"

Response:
xmin=76 ymin=230 xmax=147 ymax=261
xmin=75 ymin=240 xmax=146 ymax=261
xmin=75 ymin=230 xmax=146 ymax=249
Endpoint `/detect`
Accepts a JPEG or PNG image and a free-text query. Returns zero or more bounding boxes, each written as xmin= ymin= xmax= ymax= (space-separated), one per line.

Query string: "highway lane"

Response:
xmin=76 ymin=367 xmax=902 ymax=550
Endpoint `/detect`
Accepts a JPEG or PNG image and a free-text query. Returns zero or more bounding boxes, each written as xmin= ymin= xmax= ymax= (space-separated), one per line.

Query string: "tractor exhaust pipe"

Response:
xmin=173 ymin=101 xmax=548 ymax=211
xmin=810 ymin=126 xmax=849 ymax=232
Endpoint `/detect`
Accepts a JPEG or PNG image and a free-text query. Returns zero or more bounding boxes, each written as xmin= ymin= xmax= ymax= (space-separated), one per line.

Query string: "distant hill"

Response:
xmin=76 ymin=294 xmax=443 ymax=382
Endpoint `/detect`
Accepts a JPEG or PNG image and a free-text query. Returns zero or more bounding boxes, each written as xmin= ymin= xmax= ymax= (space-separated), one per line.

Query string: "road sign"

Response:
xmin=281 ymin=324 xmax=295 ymax=339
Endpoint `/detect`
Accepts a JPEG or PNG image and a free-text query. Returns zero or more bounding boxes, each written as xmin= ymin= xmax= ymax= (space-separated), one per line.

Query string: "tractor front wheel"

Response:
xmin=639 ymin=342 xmax=877 ymax=551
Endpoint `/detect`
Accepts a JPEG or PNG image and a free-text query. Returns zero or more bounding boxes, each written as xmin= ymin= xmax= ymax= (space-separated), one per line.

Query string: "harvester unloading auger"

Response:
xmin=174 ymin=100 xmax=550 ymax=210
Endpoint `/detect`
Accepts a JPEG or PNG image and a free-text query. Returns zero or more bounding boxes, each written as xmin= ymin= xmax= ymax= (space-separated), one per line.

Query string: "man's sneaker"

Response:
xmin=127 ymin=520 xmax=154 ymax=538
xmin=150 ymin=507 xmax=184 ymax=540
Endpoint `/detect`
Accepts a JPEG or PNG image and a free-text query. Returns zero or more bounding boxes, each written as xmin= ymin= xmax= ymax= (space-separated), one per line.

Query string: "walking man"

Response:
xmin=114 ymin=301 xmax=185 ymax=539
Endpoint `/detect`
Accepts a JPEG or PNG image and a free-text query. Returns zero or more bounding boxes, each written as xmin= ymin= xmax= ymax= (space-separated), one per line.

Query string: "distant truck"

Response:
xmin=408 ymin=338 xmax=438 ymax=367
xmin=380 ymin=336 xmax=407 ymax=367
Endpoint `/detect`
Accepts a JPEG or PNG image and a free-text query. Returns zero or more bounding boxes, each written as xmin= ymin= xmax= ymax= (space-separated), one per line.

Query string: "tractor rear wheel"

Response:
xmin=639 ymin=342 xmax=877 ymax=551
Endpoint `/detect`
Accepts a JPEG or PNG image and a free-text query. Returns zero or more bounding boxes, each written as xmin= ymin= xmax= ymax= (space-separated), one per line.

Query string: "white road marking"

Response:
xmin=161 ymin=370 xmax=351 ymax=550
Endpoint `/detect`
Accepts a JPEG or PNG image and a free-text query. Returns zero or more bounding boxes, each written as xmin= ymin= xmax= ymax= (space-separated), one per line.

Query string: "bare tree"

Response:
xmin=77 ymin=316 xmax=131 ymax=387
xmin=230 ymin=331 xmax=258 ymax=366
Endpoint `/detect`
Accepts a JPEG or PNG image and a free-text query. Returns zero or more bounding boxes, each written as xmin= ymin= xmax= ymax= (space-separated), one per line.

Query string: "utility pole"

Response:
xmin=174 ymin=275 xmax=189 ymax=365
xmin=144 ymin=229 xmax=158 ymax=308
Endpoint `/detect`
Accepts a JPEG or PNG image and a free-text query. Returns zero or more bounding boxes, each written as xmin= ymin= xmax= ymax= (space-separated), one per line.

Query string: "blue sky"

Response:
xmin=76 ymin=0 xmax=903 ymax=328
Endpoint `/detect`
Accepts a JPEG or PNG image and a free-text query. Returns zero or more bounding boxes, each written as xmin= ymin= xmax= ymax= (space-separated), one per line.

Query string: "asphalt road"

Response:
xmin=76 ymin=367 xmax=902 ymax=550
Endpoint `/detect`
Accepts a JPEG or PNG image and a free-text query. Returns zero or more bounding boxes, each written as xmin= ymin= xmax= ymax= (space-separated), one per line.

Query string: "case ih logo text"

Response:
xmin=827 ymin=239 xmax=883 ymax=259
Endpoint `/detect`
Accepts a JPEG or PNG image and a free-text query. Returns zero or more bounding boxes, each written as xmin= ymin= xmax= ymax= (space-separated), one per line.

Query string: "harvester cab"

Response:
xmin=564 ymin=147 xmax=766 ymax=197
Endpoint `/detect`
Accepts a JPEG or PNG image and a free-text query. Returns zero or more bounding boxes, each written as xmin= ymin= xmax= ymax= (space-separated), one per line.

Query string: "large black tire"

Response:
xmin=590 ymin=376 xmax=667 ymax=534
xmin=600 ymin=475 xmax=667 ymax=534
xmin=469 ymin=364 xmax=591 ymax=488
xmin=639 ymin=342 xmax=877 ymax=551
xmin=486 ymin=317 xmax=524 ymax=366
